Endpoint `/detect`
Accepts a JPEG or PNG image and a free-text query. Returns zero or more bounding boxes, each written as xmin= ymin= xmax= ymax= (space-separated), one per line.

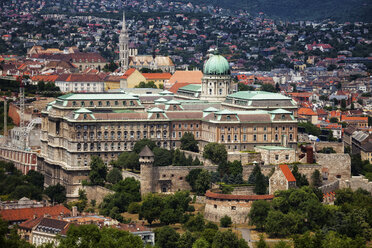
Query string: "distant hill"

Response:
xmin=186 ymin=0 xmax=372 ymax=22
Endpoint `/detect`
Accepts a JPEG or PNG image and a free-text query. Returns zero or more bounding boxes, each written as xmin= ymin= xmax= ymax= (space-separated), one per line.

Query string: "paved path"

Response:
xmin=238 ymin=228 xmax=253 ymax=248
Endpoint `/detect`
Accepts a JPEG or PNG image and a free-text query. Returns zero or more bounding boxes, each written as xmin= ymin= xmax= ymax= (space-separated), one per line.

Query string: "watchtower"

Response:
xmin=139 ymin=145 xmax=155 ymax=196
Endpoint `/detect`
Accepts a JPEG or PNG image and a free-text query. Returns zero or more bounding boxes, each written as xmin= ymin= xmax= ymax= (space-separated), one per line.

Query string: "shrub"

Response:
xmin=128 ymin=202 xmax=141 ymax=214
xmin=220 ymin=215 xmax=232 ymax=227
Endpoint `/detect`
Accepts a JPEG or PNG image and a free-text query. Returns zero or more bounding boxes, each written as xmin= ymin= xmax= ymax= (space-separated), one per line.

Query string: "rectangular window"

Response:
xmin=275 ymin=155 xmax=279 ymax=160
xmin=253 ymin=134 xmax=257 ymax=141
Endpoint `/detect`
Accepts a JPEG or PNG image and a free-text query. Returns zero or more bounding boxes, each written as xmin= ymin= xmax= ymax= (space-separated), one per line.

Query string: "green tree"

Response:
xmin=265 ymin=210 xmax=289 ymax=237
xmin=186 ymin=169 xmax=203 ymax=192
xmin=220 ymin=215 xmax=232 ymax=227
xmin=184 ymin=213 xmax=205 ymax=232
xmin=44 ymin=183 xmax=66 ymax=203
xmin=341 ymin=99 xmax=347 ymax=109
xmin=192 ymin=157 xmax=201 ymax=166
xmin=25 ymin=170 xmax=44 ymax=190
xmin=103 ymin=61 xmax=118 ymax=72
xmin=180 ymin=132 xmax=199 ymax=152
xmin=59 ymin=224 xmax=143 ymax=248
xmin=193 ymin=237 xmax=210 ymax=248
xmin=139 ymin=194 xmax=164 ymax=225
xmin=291 ymin=165 xmax=309 ymax=187
xmin=178 ymin=231 xmax=196 ymax=248
xmin=248 ymin=200 xmax=271 ymax=230
xmin=211 ymin=230 xmax=248 ymax=248
xmin=256 ymin=235 xmax=269 ymax=248
xmin=203 ymin=143 xmax=227 ymax=165
xmin=89 ymin=156 xmax=107 ymax=186
xmin=116 ymin=152 xmax=139 ymax=171
xmin=153 ymin=147 xmax=173 ymax=167
xmin=106 ymin=168 xmax=123 ymax=184
xmin=274 ymin=241 xmax=291 ymax=248
xmin=194 ymin=170 xmax=211 ymax=195
xmin=0 ymin=217 xmax=35 ymax=248
xmin=133 ymin=139 xmax=156 ymax=153
xmin=311 ymin=170 xmax=322 ymax=187
xmin=155 ymin=226 xmax=180 ymax=248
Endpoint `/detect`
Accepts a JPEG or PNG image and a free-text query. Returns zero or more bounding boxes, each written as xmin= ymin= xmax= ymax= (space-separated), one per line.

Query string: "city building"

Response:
xmin=38 ymin=54 xmax=299 ymax=198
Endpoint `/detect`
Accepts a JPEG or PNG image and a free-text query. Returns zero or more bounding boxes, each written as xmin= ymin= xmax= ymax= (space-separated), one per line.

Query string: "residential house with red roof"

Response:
xmin=298 ymin=107 xmax=318 ymax=124
xmin=119 ymin=68 xmax=146 ymax=88
xmin=31 ymin=218 xmax=71 ymax=247
xmin=0 ymin=205 xmax=71 ymax=225
xmin=269 ymin=164 xmax=296 ymax=194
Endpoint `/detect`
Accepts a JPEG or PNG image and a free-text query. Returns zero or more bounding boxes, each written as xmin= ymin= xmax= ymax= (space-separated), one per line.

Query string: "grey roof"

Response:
xmin=139 ymin=145 xmax=154 ymax=157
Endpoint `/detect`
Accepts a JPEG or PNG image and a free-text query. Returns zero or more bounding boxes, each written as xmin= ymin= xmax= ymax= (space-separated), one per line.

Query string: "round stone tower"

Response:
xmin=139 ymin=145 xmax=155 ymax=196
xmin=201 ymin=53 xmax=232 ymax=101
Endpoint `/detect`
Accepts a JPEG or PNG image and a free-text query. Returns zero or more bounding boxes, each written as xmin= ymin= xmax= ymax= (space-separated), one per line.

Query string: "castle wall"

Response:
xmin=254 ymin=148 xmax=296 ymax=165
xmin=315 ymin=153 xmax=351 ymax=181
xmin=204 ymin=198 xmax=252 ymax=224
xmin=347 ymin=176 xmax=372 ymax=193
xmin=81 ymin=186 xmax=114 ymax=205
xmin=314 ymin=142 xmax=344 ymax=153
xmin=228 ymin=152 xmax=262 ymax=165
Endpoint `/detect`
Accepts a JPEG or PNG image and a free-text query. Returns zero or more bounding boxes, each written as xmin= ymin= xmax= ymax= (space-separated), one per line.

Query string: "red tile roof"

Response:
xmin=31 ymin=75 xmax=59 ymax=83
xmin=0 ymin=205 xmax=71 ymax=222
xmin=205 ymin=191 xmax=274 ymax=201
xmin=120 ymin=68 xmax=136 ymax=79
xmin=18 ymin=217 xmax=43 ymax=230
xmin=280 ymin=164 xmax=296 ymax=182
xmin=298 ymin=108 xmax=317 ymax=116
xmin=142 ymin=73 xmax=172 ymax=80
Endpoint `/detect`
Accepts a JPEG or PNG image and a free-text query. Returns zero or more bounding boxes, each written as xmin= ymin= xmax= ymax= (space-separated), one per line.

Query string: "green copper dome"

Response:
xmin=203 ymin=54 xmax=230 ymax=75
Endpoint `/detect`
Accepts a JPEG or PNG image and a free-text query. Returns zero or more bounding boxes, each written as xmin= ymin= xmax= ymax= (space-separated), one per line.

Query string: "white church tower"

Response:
xmin=119 ymin=12 xmax=129 ymax=72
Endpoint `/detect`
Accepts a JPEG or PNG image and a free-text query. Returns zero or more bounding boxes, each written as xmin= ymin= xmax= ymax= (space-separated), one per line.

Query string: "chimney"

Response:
xmin=72 ymin=206 xmax=78 ymax=217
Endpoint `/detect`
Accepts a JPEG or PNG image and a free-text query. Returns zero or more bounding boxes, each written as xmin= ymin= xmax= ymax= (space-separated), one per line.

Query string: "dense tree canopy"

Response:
xmin=180 ymin=132 xmax=199 ymax=152
xmin=89 ymin=156 xmax=107 ymax=186
xmin=203 ymin=143 xmax=227 ymax=165
xmin=59 ymin=224 xmax=143 ymax=248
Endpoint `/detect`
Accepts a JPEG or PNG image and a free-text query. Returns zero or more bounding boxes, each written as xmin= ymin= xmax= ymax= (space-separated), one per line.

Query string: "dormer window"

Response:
xmin=90 ymin=101 xmax=94 ymax=106
xmin=106 ymin=101 xmax=110 ymax=106
xmin=226 ymin=115 xmax=231 ymax=120
xmin=282 ymin=114 xmax=286 ymax=119
xmin=72 ymin=101 xmax=77 ymax=106
xmin=81 ymin=101 xmax=85 ymax=107
xmin=98 ymin=101 xmax=102 ymax=106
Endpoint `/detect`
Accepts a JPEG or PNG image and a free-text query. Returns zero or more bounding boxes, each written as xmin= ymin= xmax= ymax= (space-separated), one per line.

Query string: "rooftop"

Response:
xmin=227 ymin=91 xmax=292 ymax=101
xmin=58 ymin=93 xmax=139 ymax=101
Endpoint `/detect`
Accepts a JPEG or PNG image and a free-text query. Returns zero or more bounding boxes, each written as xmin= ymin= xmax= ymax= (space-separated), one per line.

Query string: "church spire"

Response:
xmin=119 ymin=11 xmax=129 ymax=72
xmin=122 ymin=12 xmax=127 ymax=32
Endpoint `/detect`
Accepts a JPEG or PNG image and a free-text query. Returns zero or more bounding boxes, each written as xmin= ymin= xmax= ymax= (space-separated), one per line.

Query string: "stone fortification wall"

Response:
xmin=254 ymin=147 xmax=296 ymax=165
xmin=204 ymin=191 xmax=274 ymax=224
xmin=81 ymin=186 xmax=114 ymax=205
xmin=181 ymin=150 xmax=214 ymax=166
xmin=122 ymin=170 xmax=141 ymax=181
xmin=314 ymin=142 xmax=344 ymax=153
xmin=231 ymin=186 xmax=255 ymax=195
xmin=141 ymin=164 xmax=218 ymax=195
xmin=204 ymin=198 xmax=252 ymax=224
xmin=315 ymin=153 xmax=351 ymax=182
xmin=228 ymin=152 xmax=262 ymax=165
xmin=319 ymin=180 xmax=340 ymax=194
xmin=347 ymin=176 xmax=372 ymax=193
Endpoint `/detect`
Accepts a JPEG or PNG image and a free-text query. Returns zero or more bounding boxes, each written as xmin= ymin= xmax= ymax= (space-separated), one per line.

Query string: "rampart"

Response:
xmin=81 ymin=185 xmax=114 ymax=205
xmin=204 ymin=191 xmax=274 ymax=224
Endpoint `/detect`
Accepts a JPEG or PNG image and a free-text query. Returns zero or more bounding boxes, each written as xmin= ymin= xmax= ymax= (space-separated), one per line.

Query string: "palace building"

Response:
xmin=38 ymin=54 xmax=298 ymax=198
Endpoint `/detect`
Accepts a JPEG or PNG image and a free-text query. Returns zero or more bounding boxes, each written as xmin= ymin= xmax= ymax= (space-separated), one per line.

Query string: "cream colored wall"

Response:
xmin=361 ymin=150 xmax=372 ymax=164
xmin=127 ymin=70 xmax=147 ymax=88
xmin=104 ymin=81 xmax=120 ymax=91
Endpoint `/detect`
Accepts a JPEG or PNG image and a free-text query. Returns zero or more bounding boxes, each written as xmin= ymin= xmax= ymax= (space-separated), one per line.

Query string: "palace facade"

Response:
xmin=38 ymin=54 xmax=298 ymax=198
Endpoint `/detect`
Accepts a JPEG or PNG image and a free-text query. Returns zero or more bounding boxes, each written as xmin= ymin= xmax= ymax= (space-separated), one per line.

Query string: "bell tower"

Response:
xmin=119 ymin=12 xmax=129 ymax=72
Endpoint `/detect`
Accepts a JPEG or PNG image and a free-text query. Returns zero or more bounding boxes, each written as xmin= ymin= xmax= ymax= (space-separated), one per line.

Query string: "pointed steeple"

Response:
xmin=119 ymin=11 xmax=129 ymax=72
xmin=122 ymin=12 xmax=127 ymax=32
